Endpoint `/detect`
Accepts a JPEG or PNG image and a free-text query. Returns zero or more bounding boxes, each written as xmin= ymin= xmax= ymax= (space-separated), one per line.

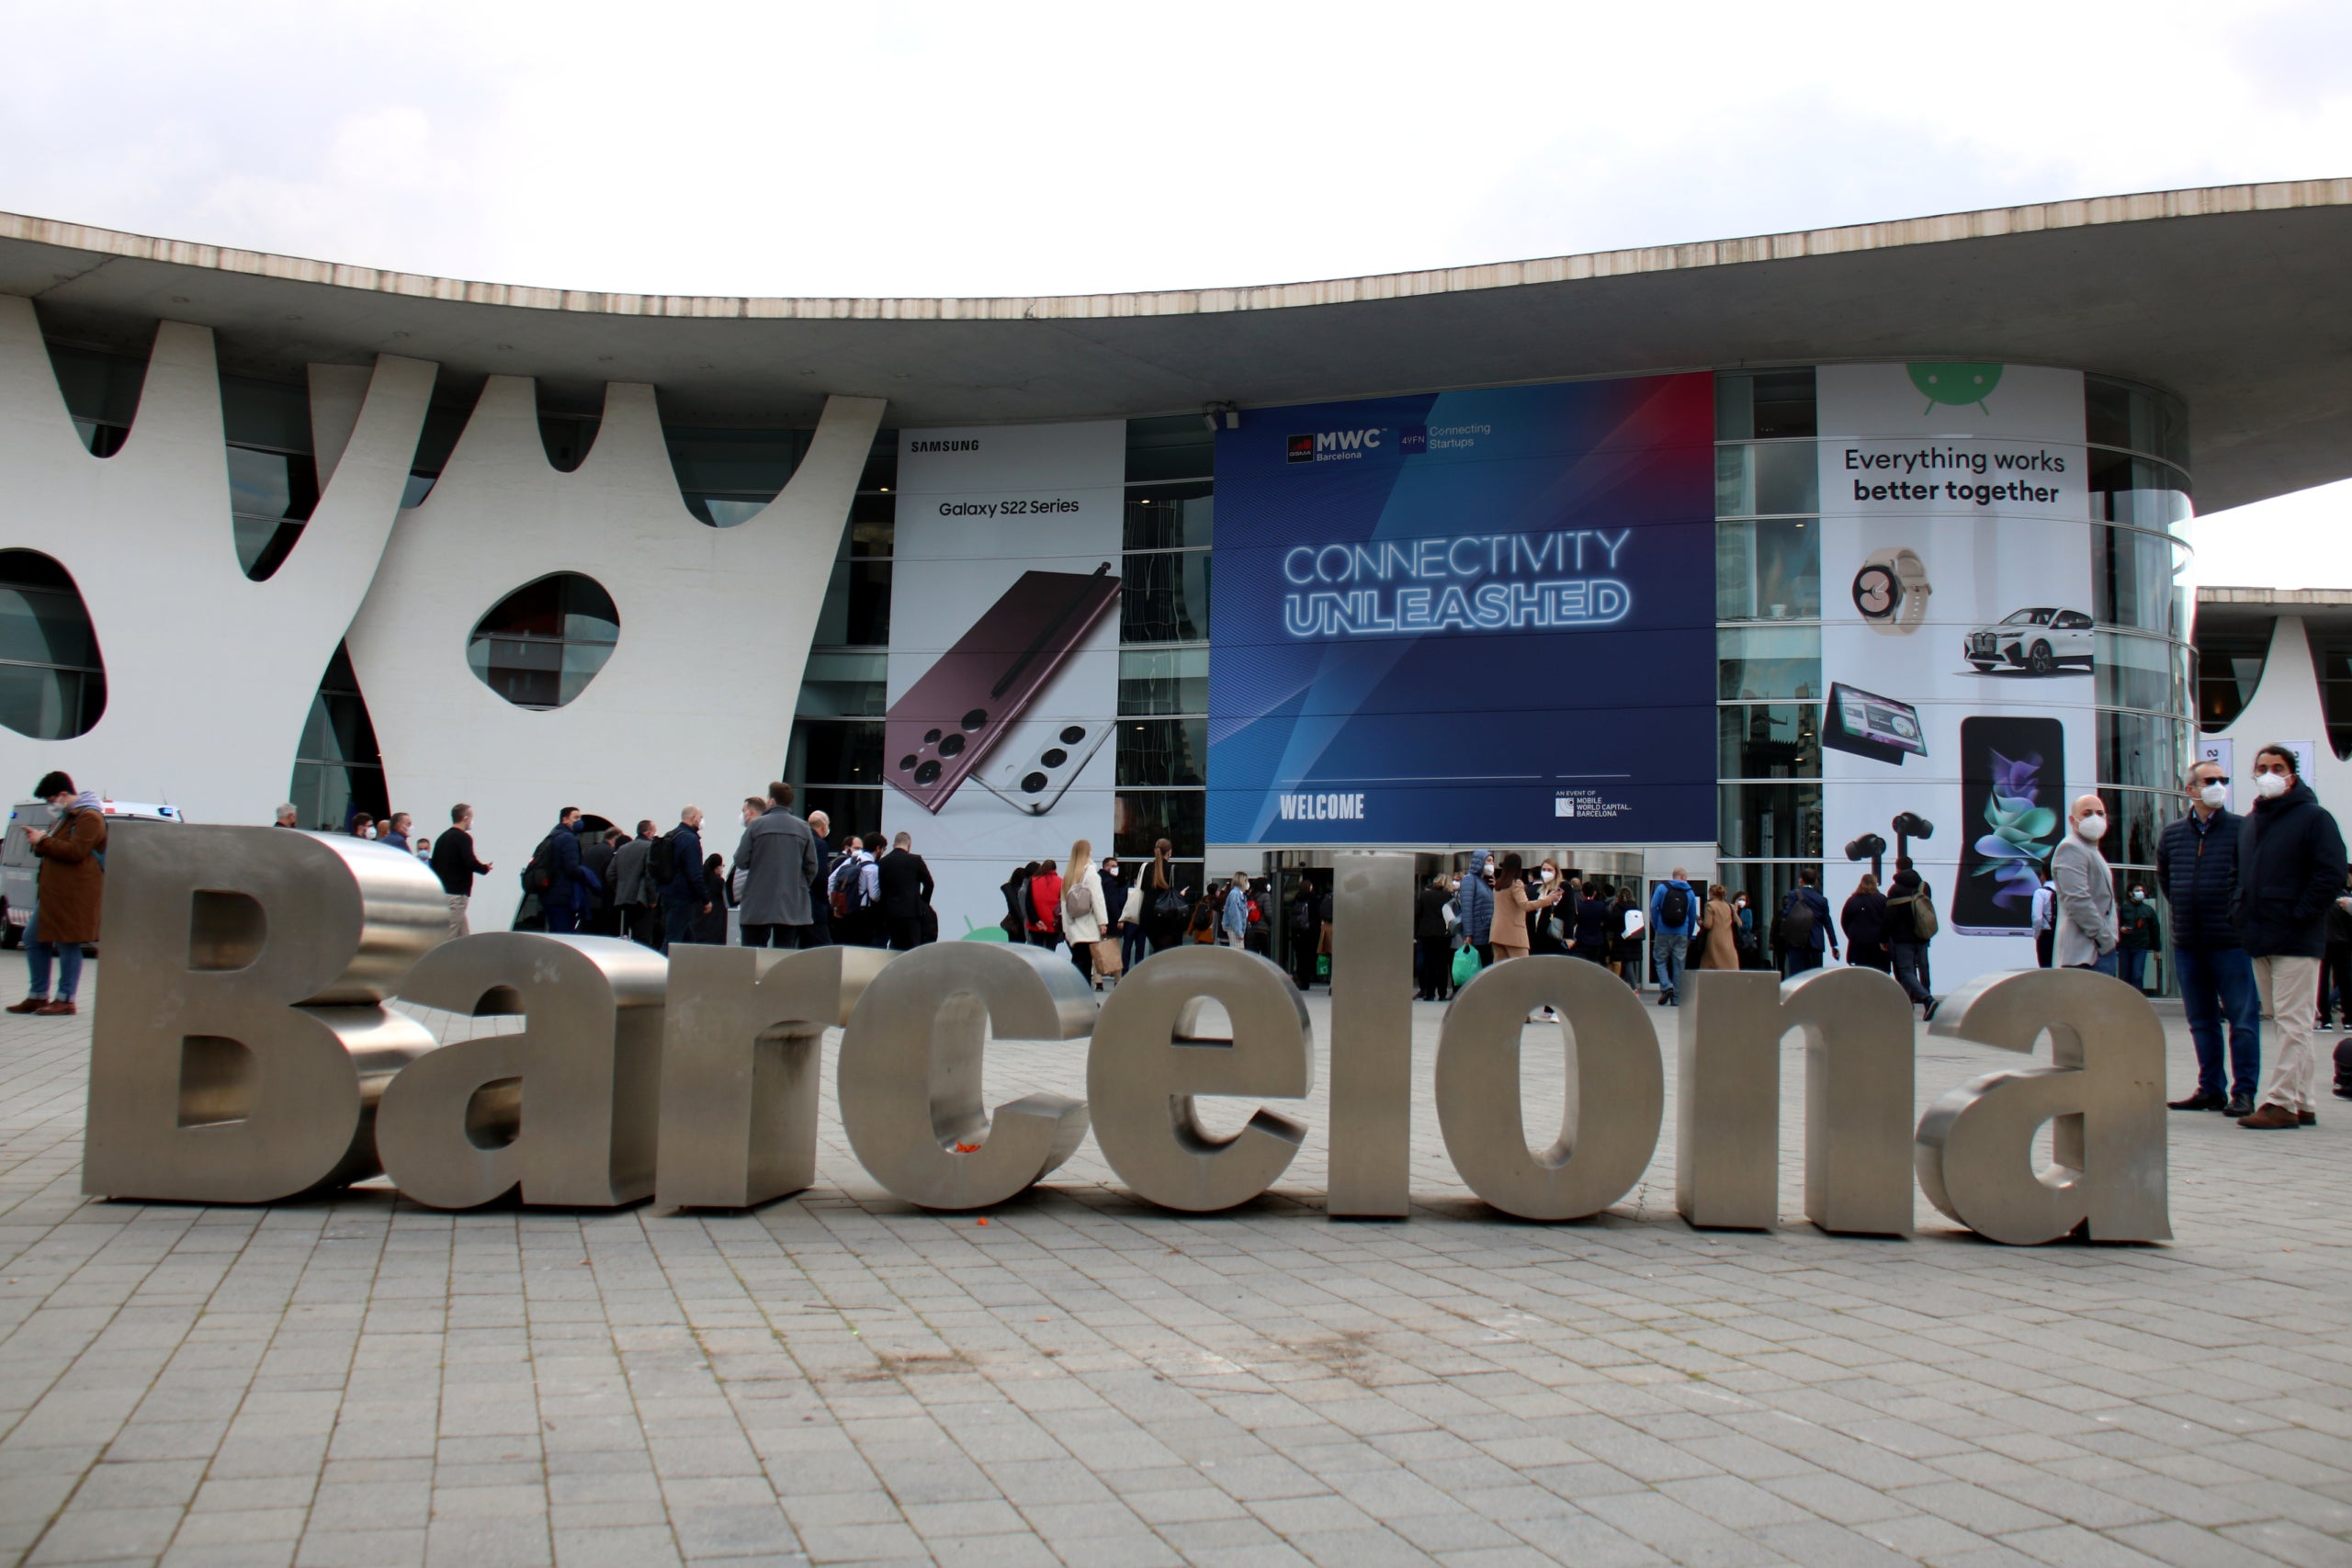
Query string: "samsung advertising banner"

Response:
xmin=1815 ymin=363 xmax=2098 ymax=993
xmin=1206 ymin=375 xmax=1716 ymax=847
xmin=884 ymin=423 xmax=1125 ymax=942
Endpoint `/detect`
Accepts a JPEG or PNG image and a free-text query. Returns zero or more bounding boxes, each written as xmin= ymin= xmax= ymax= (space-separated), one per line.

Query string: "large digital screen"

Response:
xmin=1207 ymin=375 xmax=1717 ymax=845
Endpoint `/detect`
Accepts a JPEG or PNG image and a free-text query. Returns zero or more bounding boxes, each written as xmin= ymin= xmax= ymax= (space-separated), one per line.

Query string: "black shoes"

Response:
xmin=1922 ymin=998 xmax=1939 ymax=1023
xmin=2301 ymin=1110 xmax=2317 ymax=1126
xmin=2167 ymin=1091 xmax=2228 ymax=1111
xmin=2224 ymin=1096 xmax=2255 ymax=1119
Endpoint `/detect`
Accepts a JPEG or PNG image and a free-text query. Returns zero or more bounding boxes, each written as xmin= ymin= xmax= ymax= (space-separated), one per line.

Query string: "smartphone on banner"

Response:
xmin=975 ymin=718 xmax=1115 ymax=817
xmin=1954 ymin=715 xmax=2065 ymax=935
xmin=883 ymin=564 xmax=1122 ymax=814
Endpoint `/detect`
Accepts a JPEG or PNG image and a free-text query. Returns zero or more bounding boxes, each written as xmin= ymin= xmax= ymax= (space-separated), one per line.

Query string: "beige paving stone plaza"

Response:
xmin=0 ymin=963 xmax=2346 ymax=1567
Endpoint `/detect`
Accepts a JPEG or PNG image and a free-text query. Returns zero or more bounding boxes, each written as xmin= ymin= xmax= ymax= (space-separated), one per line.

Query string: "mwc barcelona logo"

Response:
xmin=1287 ymin=425 xmax=1429 ymax=463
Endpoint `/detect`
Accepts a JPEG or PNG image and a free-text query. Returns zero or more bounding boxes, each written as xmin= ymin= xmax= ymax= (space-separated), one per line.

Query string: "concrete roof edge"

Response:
xmin=2198 ymin=586 xmax=2352 ymax=604
xmin=6 ymin=177 xmax=2347 ymax=324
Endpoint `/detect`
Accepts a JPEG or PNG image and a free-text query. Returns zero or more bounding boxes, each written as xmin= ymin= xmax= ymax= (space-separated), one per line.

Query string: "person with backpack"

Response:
xmin=525 ymin=807 xmax=600 ymax=935
xmin=1647 ymin=867 xmax=1702 ymax=1006
xmin=654 ymin=807 xmax=707 ymax=950
xmin=1885 ymin=856 xmax=1939 ymax=1020
xmin=829 ymin=833 xmax=886 ymax=947
xmin=1777 ymin=866 xmax=1838 ymax=976
xmin=10 ymin=771 xmax=105 ymax=1018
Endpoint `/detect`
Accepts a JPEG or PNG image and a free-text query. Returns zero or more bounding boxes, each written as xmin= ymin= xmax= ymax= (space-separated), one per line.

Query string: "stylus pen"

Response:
xmin=990 ymin=562 xmax=1112 ymax=700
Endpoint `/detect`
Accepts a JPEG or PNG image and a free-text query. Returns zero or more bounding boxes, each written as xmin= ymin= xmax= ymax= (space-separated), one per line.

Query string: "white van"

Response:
xmin=2 ymin=798 xmax=184 ymax=948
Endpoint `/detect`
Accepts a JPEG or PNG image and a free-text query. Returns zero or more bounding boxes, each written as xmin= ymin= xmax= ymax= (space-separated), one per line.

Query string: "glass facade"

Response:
xmin=784 ymin=434 xmax=896 ymax=842
xmin=1713 ymin=367 xmax=2195 ymax=961
xmin=1115 ymin=419 xmax=1214 ymax=895
xmin=466 ymin=574 xmax=621 ymax=710
xmin=0 ymin=550 xmax=105 ymax=741
xmin=288 ymin=642 xmax=389 ymax=831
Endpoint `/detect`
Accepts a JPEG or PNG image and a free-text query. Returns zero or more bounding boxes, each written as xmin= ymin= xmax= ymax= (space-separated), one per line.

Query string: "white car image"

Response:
xmin=1963 ymin=606 xmax=2095 ymax=676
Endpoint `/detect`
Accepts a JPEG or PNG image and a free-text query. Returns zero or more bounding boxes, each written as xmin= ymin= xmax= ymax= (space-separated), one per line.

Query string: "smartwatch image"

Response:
xmin=1852 ymin=547 xmax=1931 ymax=635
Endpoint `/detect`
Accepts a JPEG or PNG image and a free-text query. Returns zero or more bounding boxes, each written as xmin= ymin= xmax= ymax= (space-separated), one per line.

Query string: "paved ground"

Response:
xmin=0 ymin=964 xmax=2347 ymax=1568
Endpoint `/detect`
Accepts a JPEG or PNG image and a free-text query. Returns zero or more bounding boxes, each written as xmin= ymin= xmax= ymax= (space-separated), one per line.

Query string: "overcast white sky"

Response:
xmin=1 ymin=0 xmax=2345 ymax=581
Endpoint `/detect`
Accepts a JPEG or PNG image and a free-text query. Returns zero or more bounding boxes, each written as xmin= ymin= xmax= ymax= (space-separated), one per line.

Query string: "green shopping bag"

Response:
xmin=1451 ymin=942 xmax=1482 ymax=987
xmin=1316 ymin=953 xmax=1331 ymax=979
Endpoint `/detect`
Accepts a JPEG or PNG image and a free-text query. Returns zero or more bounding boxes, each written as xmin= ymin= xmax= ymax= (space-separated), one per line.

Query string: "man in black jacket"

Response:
xmin=2235 ymin=745 xmax=2347 ymax=1129
xmin=876 ymin=831 xmax=935 ymax=951
xmin=1414 ymin=874 xmax=1453 ymax=1001
xmin=2157 ymin=759 xmax=2262 ymax=1116
xmin=429 ymin=804 xmax=494 ymax=939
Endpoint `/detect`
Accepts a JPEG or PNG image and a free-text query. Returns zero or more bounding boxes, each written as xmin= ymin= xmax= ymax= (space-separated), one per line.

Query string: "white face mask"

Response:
xmin=2254 ymin=771 xmax=2290 ymax=799
xmin=2075 ymin=813 xmax=2107 ymax=841
xmin=1539 ymin=868 xmax=1555 ymax=881
xmin=2131 ymin=889 xmax=2145 ymax=901
xmin=2199 ymin=783 xmax=2228 ymax=808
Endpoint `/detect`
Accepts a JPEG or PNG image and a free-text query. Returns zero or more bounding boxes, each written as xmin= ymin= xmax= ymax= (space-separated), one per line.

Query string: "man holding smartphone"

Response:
xmin=2235 ymin=745 xmax=2347 ymax=1130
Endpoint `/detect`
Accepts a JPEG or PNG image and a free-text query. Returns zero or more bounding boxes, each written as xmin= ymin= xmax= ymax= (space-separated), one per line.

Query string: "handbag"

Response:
xmin=1452 ymin=942 xmax=1483 ymax=987
xmin=1092 ymin=937 xmax=1124 ymax=977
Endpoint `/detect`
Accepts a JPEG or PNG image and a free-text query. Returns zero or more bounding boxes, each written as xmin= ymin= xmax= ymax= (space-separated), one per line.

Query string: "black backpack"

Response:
xmin=1781 ymin=891 xmax=1816 ymax=948
xmin=1660 ymin=884 xmax=1691 ymax=931
xmin=520 ymin=833 xmax=558 ymax=897
xmin=648 ymin=829 xmax=679 ymax=888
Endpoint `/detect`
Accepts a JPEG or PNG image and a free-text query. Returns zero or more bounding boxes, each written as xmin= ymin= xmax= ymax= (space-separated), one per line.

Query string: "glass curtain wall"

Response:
xmin=782 ymin=434 xmax=897 ymax=844
xmin=1116 ymin=417 xmax=1214 ymax=902
xmin=1714 ymin=370 xmax=1823 ymax=921
xmin=1712 ymin=367 xmax=2194 ymax=982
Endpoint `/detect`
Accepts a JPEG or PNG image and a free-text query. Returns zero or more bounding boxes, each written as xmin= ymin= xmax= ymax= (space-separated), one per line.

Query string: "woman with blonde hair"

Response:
xmin=1062 ymin=838 xmax=1108 ymax=987
xmin=1698 ymin=882 xmax=1739 ymax=971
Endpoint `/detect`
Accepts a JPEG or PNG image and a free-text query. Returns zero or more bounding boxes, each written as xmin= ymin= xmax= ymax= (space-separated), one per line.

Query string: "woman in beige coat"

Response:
xmin=1697 ymin=883 xmax=1739 ymax=972
xmin=1062 ymin=839 xmax=1108 ymax=988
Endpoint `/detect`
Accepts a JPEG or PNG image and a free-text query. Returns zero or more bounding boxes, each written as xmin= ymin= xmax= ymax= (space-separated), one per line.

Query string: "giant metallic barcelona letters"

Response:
xmin=85 ymin=822 xmax=447 ymax=1202
xmin=81 ymin=827 xmax=2169 ymax=1247
xmin=1675 ymin=967 xmax=1916 ymax=1235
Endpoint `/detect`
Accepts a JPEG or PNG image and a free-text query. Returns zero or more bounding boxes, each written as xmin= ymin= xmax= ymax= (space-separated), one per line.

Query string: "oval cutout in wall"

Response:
xmin=467 ymin=573 xmax=619 ymax=710
xmin=0 ymin=550 xmax=106 ymax=739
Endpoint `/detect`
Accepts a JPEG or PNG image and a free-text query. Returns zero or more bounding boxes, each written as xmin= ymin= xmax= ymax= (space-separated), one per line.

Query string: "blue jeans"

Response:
xmin=26 ymin=913 xmax=81 ymax=1001
xmin=1122 ymin=922 xmax=1148 ymax=975
xmin=2177 ymin=945 xmax=2261 ymax=1100
xmin=1890 ymin=941 xmax=1932 ymax=1005
xmin=1655 ymin=932 xmax=1689 ymax=998
xmin=2119 ymin=947 xmax=2149 ymax=991
xmin=2072 ymin=950 xmax=2120 ymax=976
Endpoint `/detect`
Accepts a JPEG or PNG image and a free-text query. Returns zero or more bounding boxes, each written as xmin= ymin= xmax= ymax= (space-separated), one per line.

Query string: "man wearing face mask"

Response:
xmin=2233 ymin=744 xmax=2347 ymax=1130
xmin=2158 ymin=760 xmax=2261 ymax=1116
xmin=2050 ymin=794 xmax=2119 ymax=976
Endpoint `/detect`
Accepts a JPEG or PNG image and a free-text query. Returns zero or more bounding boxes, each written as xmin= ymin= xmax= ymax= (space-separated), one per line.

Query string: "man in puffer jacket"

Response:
xmin=2158 ymin=757 xmax=2261 ymax=1115
xmin=1458 ymin=850 xmax=1497 ymax=969
xmin=2233 ymin=745 xmax=2348 ymax=1129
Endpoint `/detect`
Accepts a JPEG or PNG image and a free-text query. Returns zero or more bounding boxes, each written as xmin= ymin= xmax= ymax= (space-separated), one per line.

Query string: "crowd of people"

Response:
xmin=16 ymin=748 xmax=2352 ymax=1128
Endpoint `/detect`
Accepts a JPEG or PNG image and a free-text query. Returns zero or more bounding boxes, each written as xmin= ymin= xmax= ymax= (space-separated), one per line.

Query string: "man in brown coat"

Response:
xmin=10 ymin=770 xmax=105 ymax=1017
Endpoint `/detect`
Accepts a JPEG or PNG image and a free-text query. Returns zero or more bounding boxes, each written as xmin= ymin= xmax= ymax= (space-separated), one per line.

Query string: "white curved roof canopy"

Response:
xmin=5 ymin=178 xmax=2348 ymax=511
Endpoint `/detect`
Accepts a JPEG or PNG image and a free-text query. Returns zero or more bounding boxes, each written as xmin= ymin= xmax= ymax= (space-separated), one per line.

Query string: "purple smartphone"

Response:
xmin=885 ymin=563 xmax=1122 ymax=814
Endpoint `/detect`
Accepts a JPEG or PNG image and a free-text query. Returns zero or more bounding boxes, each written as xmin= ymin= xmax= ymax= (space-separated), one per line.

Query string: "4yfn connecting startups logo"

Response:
xmin=1287 ymin=424 xmax=1428 ymax=462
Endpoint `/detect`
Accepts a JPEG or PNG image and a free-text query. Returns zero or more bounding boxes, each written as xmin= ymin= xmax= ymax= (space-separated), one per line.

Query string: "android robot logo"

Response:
xmin=1908 ymin=361 xmax=2004 ymax=414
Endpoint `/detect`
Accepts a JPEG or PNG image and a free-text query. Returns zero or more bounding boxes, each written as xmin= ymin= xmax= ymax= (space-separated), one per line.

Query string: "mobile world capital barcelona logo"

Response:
xmin=1287 ymin=424 xmax=1428 ymax=463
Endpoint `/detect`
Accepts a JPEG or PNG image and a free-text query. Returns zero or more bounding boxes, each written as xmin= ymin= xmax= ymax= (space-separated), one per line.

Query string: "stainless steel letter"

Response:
xmin=656 ymin=944 xmax=893 ymax=1209
xmin=1326 ymin=852 xmax=1414 ymax=1217
xmin=836 ymin=941 xmax=1092 ymax=1210
xmin=1434 ymin=955 xmax=1663 ymax=1221
xmin=1088 ymin=946 xmax=1313 ymax=1212
xmin=85 ymin=824 xmax=445 ymax=1202
xmin=1675 ymin=967 xmax=1915 ymax=1235
xmin=375 ymin=933 xmax=668 ymax=1209
xmin=1674 ymin=971 xmax=1781 ymax=1230
xmin=1917 ymin=967 xmax=2170 ymax=1245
